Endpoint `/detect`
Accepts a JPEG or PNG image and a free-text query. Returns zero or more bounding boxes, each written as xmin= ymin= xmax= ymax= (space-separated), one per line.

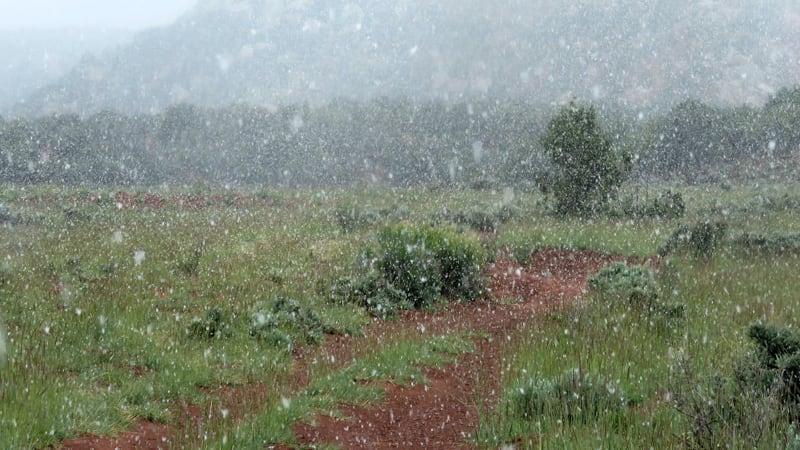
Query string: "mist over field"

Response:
xmin=1 ymin=0 xmax=799 ymax=115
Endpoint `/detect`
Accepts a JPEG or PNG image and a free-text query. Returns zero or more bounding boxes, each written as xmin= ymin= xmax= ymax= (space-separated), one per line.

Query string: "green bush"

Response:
xmin=187 ymin=308 xmax=231 ymax=339
xmin=0 ymin=319 xmax=6 ymax=367
xmin=746 ymin=324 xmax=800 ymax=408
xmin=510 ymin=369 xmax=625 ymax=425
xmin=0 ymin=205 xmax=23 ymax=225
xmin=333 ymin=205 xmax=380 ymax=233
xmin=587 ymin=262 xmax=685 ymax=319
xmin=329 ymin=271 xmax=412 ymax=319
xmin=447 ymin=203 xmax=520 ymax=233
xmin=672 ymin=324 xmax=800 ymax=448
xmin=0 ymin=261 xmax=11 ymax=288
xmin=378 ymin=225 xmax=443 ymax=309
xmin=609 ymin=190 xmax=686 ymax=219
xmin=249 ymin=297 xmax=326 ymax=348
xmin=248 ymin=312 xmax=293 ymax=352
xmin=671 ymin=358 xmax=783 ymax=449
xmin=175 ymin=242 xmax=204 ymax=276
xmin=733 ymin=233 xmax=800 ymax=256
xmin=659 ymin=220 xmax=728 ymax=258
xmin=587 ymin=262 xmax=657 ymax=300
xmin=451 ymin=208 xmax=498 ymax=232
xmin=377 ymin=223 xmax=487 ymax=308
xmin=426 ymin=226 xmax=488 ymax=302
xmin=540 ymin=101 xmax=632 ymax=216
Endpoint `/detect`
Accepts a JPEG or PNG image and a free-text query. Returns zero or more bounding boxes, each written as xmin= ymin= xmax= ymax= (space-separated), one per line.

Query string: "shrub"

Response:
xmin=659 ymin=220 xmax=728 ymax=258
xmin=510 ymin=369 xmax=625 ymax=425
xmin=671 ymin=357 xmax=783 ymax=449
xmin=176 ymin=242 xmax=204 ymax=276
xmin=187 ymin=308 xmax=231 ymax=339
xmin=0 ymin=205 xmax=23 ymax=225
xmin=587 ymin=262 xmax=657 ymax=300
xmin=248 ymin=311 xmax=293 ymax=352
xmin=377 ymin=223 xmax=487 ymax=308
xmin=0 ymin=261 xmax=11 ymax=288
xmin=671 ymin=324 xmax=800 ymax=448
xmin=733 ymin=233 xmax=800 ymax=257
xmin=378 ymin=225 xmax=443 ymax=309
xmin=330 ymin=272 xmax=412 ymax=319
xmin=746 ymin=324 xmax=800 ymax=409
xmin=609 ymin=190 xmax=686 ymax=219
xmin=333 ymin=205 xmax=379 ymax=233
xmin=425 ymin=226 xmax=488 ymax=302
xmin=451 ymin=208 xmax=498 ymax=232
xmin=249 ymin=297 xmax=326 ymax=348
xmin=448 ymin=203 xmax=520 ymax=233
xmin=0 ymin=319 xmax=6 ymax=367
xmin=540 ymin=101 xmax=632 ymax=216
xmin=587 ymin=262 xmax=685 ymax=319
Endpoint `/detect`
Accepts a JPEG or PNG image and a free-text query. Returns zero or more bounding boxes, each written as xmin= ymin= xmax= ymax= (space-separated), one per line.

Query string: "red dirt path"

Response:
xmin=60 ymin=248 xmax=637 ymax=450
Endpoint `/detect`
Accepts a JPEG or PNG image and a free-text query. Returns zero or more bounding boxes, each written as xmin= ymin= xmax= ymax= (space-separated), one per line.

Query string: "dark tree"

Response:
xmin=540 ymin=102 xmax=631 ymax=215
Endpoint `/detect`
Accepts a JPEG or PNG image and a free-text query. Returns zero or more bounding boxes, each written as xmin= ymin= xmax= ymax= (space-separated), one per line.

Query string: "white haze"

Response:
xmin=0 ymin=0 xmax=196 ymax=31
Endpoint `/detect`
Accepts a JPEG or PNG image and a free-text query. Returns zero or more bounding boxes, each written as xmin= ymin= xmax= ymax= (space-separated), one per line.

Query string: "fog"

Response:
xmin=0 ymin=0 xmax=195 ymax=30
xmin=1 ymin=0 xmax=798 ymax=116
xmin=0 ymin=0 xmax=799 ymax=189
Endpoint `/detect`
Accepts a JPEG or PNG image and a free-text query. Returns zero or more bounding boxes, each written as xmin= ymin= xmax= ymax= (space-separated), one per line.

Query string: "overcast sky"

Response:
xmin=0 ymin=0 xmax=197 ymax=30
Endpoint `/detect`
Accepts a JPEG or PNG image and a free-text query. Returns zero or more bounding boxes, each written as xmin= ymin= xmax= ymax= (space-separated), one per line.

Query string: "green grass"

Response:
xmin=211 ymin=333 xmax=476 ymax=448
xmin=2 ymin=182 xmax=800 ymax=448
xmin=478 ymin=249 xmax=800 ymax=448
xmin=496 ymin=217 xmax=668 ymax=259
xmin=0 ymin=187 xmax=370 ymax=448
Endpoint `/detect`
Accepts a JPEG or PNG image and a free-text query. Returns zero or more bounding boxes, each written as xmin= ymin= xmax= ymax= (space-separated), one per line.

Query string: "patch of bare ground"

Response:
xmin=59 ymin=248 xmax=642 ymax=449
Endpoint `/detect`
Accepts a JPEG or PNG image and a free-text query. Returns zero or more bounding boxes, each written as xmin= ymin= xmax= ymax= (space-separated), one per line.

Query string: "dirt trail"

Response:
xmin=61 ymin=248 xmax=630 ymax=450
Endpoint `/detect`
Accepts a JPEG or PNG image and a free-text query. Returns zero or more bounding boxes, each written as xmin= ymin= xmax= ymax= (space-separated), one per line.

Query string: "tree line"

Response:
xmin=0 ymin=86 xmax=798 ymax=188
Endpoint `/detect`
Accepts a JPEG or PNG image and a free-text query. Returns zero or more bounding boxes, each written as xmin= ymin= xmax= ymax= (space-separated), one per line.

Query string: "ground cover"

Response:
xmin=0 ymin=183 xmax=798 ymax=448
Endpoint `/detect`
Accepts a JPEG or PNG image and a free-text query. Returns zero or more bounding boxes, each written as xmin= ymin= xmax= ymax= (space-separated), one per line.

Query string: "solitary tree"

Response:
xmin=540 ymin=101 xmax=631 ymax=216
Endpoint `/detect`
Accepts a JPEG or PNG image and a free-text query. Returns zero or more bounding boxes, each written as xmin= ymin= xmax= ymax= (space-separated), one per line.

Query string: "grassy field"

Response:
xmin=479 ymin=183 xmax=800 ymax=448
xmin=0 ymin=183 xmax=799 ymax=448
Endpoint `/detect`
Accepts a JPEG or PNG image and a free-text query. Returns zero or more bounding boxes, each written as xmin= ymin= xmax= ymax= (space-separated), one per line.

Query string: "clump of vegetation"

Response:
xmin=175 ymin=242 xmax=205 ymax=276
xmin=334 ymin=223 xmax=487 ymax=315
xmin=377 ymin=223 xmax=487 ymax=308
xmin=671 ymin=358 xmax=779 ymax=449
xmin=333 ymin=205 xmax=380 ymax=233
xmin=745 ymin=194 xmax=800 ymax=213
xmin=187 ymin=308 xmax=231 ymax=339
xmin=249 ymin=297 xmax=328 ymax=349
xmin=659 ymin=220 xmax=728 ymax=258
xmin=587 ymin=262 xmax=657 ymax=300
xmin=588 ymin=262 xmax=685 ymax=319
xmin=447 ymin=203 xmax=519 ymax=233
xmin=377 ymin=225 xmax=443 ymax=309
xmin=0 ymin=205 xmax=23 ymax=225
xmin=0 ymin=319 xmax=6 ymax=367
xmin=0 ymin=261 xmax=12 ymax=288
xmin=746 ymin=324 xmax=800 ymax=409
xmin=62 ymin=207 xmax=94 ymax=224
xmin=733 ymin=233 xmax=800 ymax=256
xmin=540 ymin=101 xmax=632 ymax=216
xmin=608 ymin=190 xmax=686 ymax=219
xmin=329 ymin=271 xmax=411 ymax=319
xmin=672 ymin=323 xmax=800 ymax=448
xmin=254 ymin=189 xmax=285 ymax=206
xmin=509 ymin=369 xmax=626 ymax=425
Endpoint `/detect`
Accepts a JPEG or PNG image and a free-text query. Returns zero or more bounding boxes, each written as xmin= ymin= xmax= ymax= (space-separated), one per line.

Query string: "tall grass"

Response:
xmin=478 ymin=249 xmax=800 ymax=448
xmin=2 ymin=183 xmax=800 ymax=447
xmin=0 ymin=188 xmax=367 ymax=448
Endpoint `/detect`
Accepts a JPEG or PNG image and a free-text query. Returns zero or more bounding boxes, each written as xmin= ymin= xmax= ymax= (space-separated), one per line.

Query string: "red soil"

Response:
xmin=59 ymin=248 xmax=633 ymax=450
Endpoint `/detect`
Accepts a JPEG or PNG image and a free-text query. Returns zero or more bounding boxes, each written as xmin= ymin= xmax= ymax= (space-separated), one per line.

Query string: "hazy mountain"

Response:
xmin=11 ymin=0 xmax=800 ymax=116
xmin=0 ymin=29 xmax=133 ymax=112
